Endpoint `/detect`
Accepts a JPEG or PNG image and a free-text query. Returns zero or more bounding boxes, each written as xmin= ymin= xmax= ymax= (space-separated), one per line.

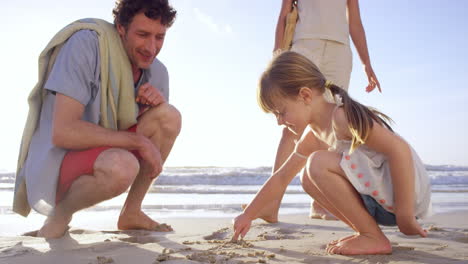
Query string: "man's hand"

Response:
xmin=137 ymin=135 xmax=162 ymax=179
xmin=232 ymin=213 xmax=252 ymax=242
xmin=396 ymin=214 xmax=427 ymax=237
xmin=136 ymin=82 xmax=166 ymax=107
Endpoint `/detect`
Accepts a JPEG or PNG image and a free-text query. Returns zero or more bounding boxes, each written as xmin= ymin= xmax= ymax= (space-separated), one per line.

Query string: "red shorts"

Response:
xmin=56 ymin=124 xmax=140 ymax=203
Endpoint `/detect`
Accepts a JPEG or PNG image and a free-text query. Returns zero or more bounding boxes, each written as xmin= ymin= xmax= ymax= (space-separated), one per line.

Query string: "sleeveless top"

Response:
xmin=313 ymin=106 xmax=432 ymax=218
xmin=294 ymin=0 xmax=350 ymax=46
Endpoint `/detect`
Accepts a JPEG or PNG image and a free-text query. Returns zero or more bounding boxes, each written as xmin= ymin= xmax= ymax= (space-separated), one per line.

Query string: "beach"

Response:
xmin=1 ymin=211 xmax=468 ymax=264
xmin=1 ymin=166 xmax=468 ymax=263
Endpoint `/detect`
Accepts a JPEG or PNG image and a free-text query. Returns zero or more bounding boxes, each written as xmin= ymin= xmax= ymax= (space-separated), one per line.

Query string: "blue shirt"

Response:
xmin=19 ymin=29 xmax=169 ymax=215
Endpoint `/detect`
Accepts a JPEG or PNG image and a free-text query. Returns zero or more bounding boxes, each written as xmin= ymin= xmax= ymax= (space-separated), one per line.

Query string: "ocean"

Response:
xmin=1 ymin=165 xmax=467 ymax=235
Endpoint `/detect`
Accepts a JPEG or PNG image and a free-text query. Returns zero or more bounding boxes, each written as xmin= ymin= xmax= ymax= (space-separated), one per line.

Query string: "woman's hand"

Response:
xmin=364 ymin=63 xmax=381 ymax=93
xmin=232 ymin=213 xmax=252 ymax=241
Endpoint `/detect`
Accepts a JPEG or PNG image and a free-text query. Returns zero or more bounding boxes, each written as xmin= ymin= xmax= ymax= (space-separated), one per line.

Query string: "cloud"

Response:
xmin=193 ymin=7 xmax=233 ymax=36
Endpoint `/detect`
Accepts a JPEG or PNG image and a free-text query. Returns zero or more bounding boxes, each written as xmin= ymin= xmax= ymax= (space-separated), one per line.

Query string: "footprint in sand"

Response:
xmin=96 ymin=256 xmax=114 ymax=264
xmin=275 ymin=228 xmax=295 ymax=235
xmin=257 ymin=231 xmax=282 ymax=240
xmin=69 ymin=229 xmax=100 ymax=235
xmin=434 ymin=244 xmax=449 ymax=251
xmin=255 ymin=227 xmax=297 ymax=241
xmin=394 ymin=245 xmax=415 ymax=251
xmin=203 ymin=227 xmax=230 ymax=240
xmin=453 ymin=234 xmax=468 ymax=244
xmin=102 ymin=230 xmax=151 ymax=236
xmin=0 ymin=244 xmax=31 ymax=258
xmin=428 ymin=225 xmax=446 ymax=232
xmin=260 ymin=228 xmax=296 ymax=240
xmin=118 ymin=236 xmax=159 ymax=244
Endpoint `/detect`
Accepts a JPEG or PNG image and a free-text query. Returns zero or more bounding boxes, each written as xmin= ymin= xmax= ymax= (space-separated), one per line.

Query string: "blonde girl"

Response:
xmin=232 ymin=51 xmax=431 ymax=255
xmin=268 ymin=0 xmax=382 ymax=221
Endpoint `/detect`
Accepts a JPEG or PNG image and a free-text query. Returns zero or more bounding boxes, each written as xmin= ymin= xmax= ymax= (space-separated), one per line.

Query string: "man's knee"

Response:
xmin=143 ymin=103 xmax=182 ymax=138
xmin=94 ymin=148 xmax=139 ymax=196
xmin=159 ymin=104 xmax=182 ymax=137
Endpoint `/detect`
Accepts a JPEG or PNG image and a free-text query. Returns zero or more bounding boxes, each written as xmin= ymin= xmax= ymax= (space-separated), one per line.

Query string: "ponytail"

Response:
xmin=258 ymin=50 xmax=393 ymax=153
xmin=327 ymin=84 xmax=393 ymax=152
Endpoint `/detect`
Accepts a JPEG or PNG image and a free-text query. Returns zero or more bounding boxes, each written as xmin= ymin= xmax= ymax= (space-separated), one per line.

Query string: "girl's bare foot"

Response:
xmin=326 ymin=233 xmax=357 ymax=249
xmin=327 ymin=233 xmax=392 ymax=255
xmin=309 ymin=201 xmax=338 ymax=221
xmin=241 ymin=204 xmax=278 ymax=223
xmin=118 ymin=210 xmax=172 ymax=232
xmin=37 ymin=214 xmax=72 ymax=239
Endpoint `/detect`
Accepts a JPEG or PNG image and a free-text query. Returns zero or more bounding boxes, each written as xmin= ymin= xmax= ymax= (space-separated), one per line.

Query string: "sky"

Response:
xmin=0 ymin=0 xmax=467 ymax=172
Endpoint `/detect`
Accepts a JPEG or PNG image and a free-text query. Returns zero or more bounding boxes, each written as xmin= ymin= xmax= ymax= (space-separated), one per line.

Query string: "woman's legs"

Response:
xmin=243 ymin=127 xmax=298 ymax=223
xmin=293 ymin=39 xmax=352 ymax=220
xmin=301 ymin=150 xmax=392 ymax=255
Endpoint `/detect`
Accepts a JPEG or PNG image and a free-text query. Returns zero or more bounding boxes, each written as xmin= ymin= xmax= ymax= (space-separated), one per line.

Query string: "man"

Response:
xmin=13 ymin=0 xmax=180 ymax=238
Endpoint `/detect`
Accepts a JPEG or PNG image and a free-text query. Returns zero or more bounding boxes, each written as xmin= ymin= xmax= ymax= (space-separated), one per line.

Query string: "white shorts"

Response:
xmin=291 ymin=39 xmax=352 ymax=91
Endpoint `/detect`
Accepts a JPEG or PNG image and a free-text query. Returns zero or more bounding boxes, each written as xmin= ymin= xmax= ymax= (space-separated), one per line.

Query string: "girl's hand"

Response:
xmin=397 ymin=215 xmax=428 ymax=237
xmin=232 ymin=213 xmax=252 ymax=241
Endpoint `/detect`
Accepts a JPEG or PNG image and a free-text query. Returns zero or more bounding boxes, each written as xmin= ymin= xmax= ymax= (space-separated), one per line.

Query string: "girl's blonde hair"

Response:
xmin=258 ymin=51 xmax=392 ymax=152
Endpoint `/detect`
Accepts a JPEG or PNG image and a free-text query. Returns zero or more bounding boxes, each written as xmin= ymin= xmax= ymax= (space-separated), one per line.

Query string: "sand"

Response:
xmin=0 ymin=211 xmax=467 ymax=264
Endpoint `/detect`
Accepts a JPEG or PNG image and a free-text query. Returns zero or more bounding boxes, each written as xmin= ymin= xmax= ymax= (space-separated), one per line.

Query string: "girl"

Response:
xmin=269 ymin=0 xmax=382 ymax=221
xmin=232 ymin=51 xmax=431 ymax=255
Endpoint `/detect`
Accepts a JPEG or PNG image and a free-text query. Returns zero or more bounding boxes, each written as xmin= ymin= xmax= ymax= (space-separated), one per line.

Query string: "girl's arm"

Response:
xmin=273 ymin=0 xmax=294 ymax=52
xmin=363 ymin=121 xmax=427 ymax=237
xmin=347 ymin=0 xmax=381 ymax=93
xmin=232 ymin=130 xmax=322 ymax=240
xmin=333 ymin=108 xmax=426 ymax=237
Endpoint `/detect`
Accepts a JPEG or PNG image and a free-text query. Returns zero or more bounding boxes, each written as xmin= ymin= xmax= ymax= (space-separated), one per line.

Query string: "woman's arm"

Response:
xmin=347 ymin=0 xmax=381 ymax=93
xmin=274 ymin=0 xmax=294 ymax=52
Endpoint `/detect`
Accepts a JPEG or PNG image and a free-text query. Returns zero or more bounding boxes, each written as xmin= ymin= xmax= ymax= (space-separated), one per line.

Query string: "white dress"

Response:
xmin=317 ymin=107 xmax=433 ymax=219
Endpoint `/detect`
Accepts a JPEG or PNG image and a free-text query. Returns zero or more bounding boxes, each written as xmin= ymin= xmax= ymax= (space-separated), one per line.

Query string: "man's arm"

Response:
xmin=52 ymin=93 xmax=162 ymax=176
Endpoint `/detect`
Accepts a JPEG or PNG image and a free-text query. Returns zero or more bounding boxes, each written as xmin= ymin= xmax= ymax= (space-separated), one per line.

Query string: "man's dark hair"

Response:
xmin=113 ymin=0 xmax=177 ymax=28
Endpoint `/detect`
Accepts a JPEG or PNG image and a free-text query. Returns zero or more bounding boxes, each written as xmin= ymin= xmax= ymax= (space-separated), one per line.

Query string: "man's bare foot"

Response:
xmin=309 ymin=201 xmax=338 ymax=221
xmin=37 ymin=214 xmax=72 ymax=239
xmin=241 ymin=204 xmax=278 ymax=223
xmin=118 ymin=210 xmax=173 ymax=232
xmin=326 ymin=233 xmax=392 ymax=255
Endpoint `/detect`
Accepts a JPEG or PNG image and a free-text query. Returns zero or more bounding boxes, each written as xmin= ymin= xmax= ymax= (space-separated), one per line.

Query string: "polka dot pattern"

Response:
xmin=344 ymin=152 xmax=394 ymax=212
